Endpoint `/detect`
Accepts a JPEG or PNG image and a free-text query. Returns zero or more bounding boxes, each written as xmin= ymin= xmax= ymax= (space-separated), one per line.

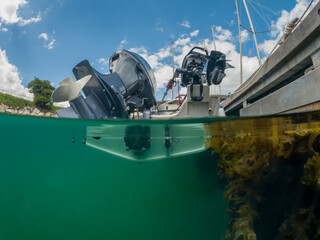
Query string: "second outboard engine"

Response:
xmin=162 ymin=47 xmax=233 ymax=102
xmin=52 ymin=50 xmax=157 ymax=119
xmin=179 ymin=47 xmax=231 ymax=87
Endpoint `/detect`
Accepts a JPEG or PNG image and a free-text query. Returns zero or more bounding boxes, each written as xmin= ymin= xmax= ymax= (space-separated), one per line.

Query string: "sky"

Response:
xmin=0 ymin=0 xmax=317 ymax=105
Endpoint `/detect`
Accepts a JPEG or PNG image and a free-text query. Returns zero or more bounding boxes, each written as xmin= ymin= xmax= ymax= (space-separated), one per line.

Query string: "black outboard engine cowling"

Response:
xmin=53 ymin=50 xmax=157 ymax=119
xmin=180 ymin=47 xmax=209 ymax=86
xmin=161 ymin=46 xmax=234 ymax=102
xmin=179 ymin=47 xmax=232 ymax=87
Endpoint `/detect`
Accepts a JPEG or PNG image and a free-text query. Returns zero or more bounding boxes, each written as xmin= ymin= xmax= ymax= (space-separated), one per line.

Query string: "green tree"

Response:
xmin=28 ymin=78 xmax=55 ymax=110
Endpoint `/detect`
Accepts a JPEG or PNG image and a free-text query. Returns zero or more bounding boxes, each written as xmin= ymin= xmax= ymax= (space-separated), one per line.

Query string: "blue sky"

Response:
xmin=0 ymin=0 xmax=316 ymax=104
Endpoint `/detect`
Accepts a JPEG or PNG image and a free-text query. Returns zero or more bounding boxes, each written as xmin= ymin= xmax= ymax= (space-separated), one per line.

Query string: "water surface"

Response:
xmin=1 ymin=112 xmax=320 ymax=240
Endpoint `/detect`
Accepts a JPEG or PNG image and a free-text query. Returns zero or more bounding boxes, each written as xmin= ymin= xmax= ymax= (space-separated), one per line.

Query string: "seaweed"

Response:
xmin=206 ymin=114 xmax=320 ymax=240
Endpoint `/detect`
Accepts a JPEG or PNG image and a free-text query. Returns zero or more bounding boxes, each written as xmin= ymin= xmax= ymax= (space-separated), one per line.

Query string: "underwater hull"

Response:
xmin=0 ymin=114 xmax=227 ymax=240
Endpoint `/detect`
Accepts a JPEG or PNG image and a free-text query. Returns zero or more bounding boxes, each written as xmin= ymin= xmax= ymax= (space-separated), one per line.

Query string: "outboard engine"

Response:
xmin=52 ymin=50 xmax=157 ymax=119
xmin=162 ymin=47 xmax=233 ymax=101
xmin=179 ymin=47 xmax=232 ymax=86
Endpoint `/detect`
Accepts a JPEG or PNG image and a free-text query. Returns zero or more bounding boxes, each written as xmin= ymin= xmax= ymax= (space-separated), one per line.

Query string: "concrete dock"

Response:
xmin=223 ymin=1 xmax=320 ymax=116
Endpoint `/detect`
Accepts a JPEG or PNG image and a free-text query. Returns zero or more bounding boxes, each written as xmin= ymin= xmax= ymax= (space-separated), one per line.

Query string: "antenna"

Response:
xmin=211 ymin=26 xmax=217 ymax=51
xmin=235 ymin=0 xmax=243 ymax=85
xmin=203 ymin=40 xmax=207 ymax=50
xmin=242 ymin=0 xmax=262 ymax=66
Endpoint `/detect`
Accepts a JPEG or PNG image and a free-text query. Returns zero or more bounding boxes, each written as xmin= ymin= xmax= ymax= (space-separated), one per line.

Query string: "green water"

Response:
xmin=0 ymin=114 xmax=227 ymax=240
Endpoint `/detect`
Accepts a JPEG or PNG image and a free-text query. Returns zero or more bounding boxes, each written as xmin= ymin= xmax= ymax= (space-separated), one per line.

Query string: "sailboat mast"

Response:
xmin=171 ymin=42 xmax=175 ymax=99
xmin=235 ymin=0 xmax=243 ymax=85
xmin=242 ymin=0 xmax=262 ymax=66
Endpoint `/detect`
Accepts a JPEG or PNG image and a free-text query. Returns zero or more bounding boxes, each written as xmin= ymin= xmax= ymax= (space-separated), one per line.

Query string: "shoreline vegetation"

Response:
xmin=0 ymin=92 xmax=61 ymax=118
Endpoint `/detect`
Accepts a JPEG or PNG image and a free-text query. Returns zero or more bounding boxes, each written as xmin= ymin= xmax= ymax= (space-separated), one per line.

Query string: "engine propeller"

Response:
xmin=51 ymin=75 xmax=92 ymax=102
xmin=208 ymin=55 xmax=234 ymax=85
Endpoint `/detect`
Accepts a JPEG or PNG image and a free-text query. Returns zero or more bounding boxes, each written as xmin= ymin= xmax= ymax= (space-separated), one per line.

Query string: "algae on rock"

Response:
xmin=206 ymin=112 xmax=320 ymax=240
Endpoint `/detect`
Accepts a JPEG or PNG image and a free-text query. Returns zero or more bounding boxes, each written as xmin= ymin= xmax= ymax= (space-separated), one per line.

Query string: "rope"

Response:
xmin=248 ymin=0 xmax=278 ymax=15
xmin=297 ymin=0 xmax=314 ymax=24
xmin=247 ymin=0 xmax=271 ymax=31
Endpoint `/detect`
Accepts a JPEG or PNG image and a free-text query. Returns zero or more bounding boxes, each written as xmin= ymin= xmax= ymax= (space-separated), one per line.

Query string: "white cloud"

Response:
xmin=259 ymin=38 xmax=280 ymax=56
xmin=120 ymin=39 xmax=127 ymax=45
xmin=1 ymin=27 xmax=8 ymax=32
xmin=38 ymin=33 xmax=48 ymax=41
xmin=240 ymin=30 xmax=250 ymax=43
xmin=96 ymin=58 xmax=109 ymax=73
xmin=190 ymin=30 xmax=199 ymax=37
xmin=215 ymin=26 xmax=233 ymax=42
xmin=0 ymin=48 xmax=33 ymax=100
xmin=18 ymin=14 xmax=41 ymax=26
xmin=119 ymin=38 xmax=128 ymax=49
xmin=156 ymin=47 xmax=171 ymax=59
xmin=175 ymin=37 xmax=191 ymax=46
xmin=97 ymin=58 xmax=108 ymax=66
xmin=156 ymin=27 xmax=164 ymax=32
xmin=179 ymin=19 xmax=191 ymax=28
xmin=38 ymin=32 xmax=56 ymax=50
xmin=47 ymin=39 xmax=55 ymax=50
xmin=97 ymin=59 xmax=104 ymax=64
xmin=229 ymin=20 xmax=235 ymax=26
xmin=0 ymin=0 xmax=41 ymax=26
